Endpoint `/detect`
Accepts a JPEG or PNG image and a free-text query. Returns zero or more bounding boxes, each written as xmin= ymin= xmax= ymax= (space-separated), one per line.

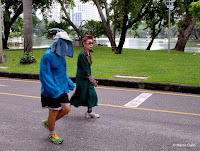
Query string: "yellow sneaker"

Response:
xmin=48 ymin=132 xmax=63 ymax=144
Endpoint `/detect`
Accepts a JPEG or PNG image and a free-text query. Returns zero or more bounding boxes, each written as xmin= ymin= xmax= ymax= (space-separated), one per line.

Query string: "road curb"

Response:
xmin=0 ymin=71 xmax=199 ymax=94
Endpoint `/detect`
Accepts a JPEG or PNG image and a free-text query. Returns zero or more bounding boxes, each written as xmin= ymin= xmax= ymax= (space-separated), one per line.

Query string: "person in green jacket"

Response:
xmin=70 ymin=35 xmax=99 ymax=118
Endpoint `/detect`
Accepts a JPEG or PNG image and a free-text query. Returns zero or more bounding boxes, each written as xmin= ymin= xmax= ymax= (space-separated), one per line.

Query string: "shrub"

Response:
xmin=20 ymin=52 xmax=36 ymax=64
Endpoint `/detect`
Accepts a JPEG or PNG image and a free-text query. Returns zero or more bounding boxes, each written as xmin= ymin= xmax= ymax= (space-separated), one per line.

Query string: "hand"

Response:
xmin=93 ymin=81 xmax=98 ymax=87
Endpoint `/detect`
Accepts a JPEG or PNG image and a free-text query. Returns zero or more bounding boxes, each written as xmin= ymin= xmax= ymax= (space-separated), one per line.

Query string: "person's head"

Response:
xmin=51 ymin=31 xmax=74 ymax=58
xmin=82 ymin=35 xmax=93 ymax=51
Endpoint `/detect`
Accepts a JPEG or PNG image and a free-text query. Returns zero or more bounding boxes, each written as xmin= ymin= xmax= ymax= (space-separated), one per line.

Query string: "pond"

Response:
xmin=96 ymin=38 xmax=200 ymax=53
xmin=8 ymin=37 xmax=200 ymax=53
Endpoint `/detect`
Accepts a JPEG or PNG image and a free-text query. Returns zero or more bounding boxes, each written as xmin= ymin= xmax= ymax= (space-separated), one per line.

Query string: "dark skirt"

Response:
xmin=70 ymin=78 xmax=98 ymax=108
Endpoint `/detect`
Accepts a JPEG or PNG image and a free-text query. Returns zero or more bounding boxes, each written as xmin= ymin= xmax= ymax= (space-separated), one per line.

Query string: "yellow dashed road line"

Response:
xmin=0 ymin=78 xmax=200 ymax=98
xmin=0 ymin=78 xmax=40 ymax=83
xmin=99 ymin=104 xmax=200 ymax=117
xmin=0 ymin=91 xmax=199 ymax=117
xmin=0 ymin=92 xmax=40 ymax=99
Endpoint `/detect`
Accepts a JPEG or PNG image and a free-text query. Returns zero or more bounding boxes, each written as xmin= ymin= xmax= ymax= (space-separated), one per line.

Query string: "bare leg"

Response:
xmin=48 ymin=110 xmax=59 ymax=132
xmin=56 ymin=105 xmax=70 ymax=121
xmin=47 ymin=105 xmax=70 ymax=132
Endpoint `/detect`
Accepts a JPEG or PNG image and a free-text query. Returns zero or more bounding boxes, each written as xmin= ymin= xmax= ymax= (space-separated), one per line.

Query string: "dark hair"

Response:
xmin=82 ymin=35 xmax=93 ymax=46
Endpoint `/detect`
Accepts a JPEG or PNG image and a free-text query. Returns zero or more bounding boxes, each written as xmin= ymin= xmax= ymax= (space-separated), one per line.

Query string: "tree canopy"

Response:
xmin=2 ymin=0 xmax=54 ymax=49
xmin=189 ymin=0 xmax=200 ymax=21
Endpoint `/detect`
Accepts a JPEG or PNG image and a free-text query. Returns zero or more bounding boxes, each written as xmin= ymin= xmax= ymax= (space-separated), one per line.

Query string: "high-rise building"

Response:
xmin=72 ymin=0 xmax=100 ymax=25
xmin=47 ymin=2 xmax=62 ymax=23
xmin=43 ymin=0 xmax=101 ymax=25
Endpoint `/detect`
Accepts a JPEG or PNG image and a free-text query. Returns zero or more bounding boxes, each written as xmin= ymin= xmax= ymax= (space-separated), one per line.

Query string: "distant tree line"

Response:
xmin=2 ymin=0 xmax=200 ymax=54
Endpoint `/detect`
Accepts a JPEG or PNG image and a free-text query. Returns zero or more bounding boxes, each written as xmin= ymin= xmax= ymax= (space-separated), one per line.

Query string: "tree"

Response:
xmin=189 ymin=0 xmax=200 ymax=20
xmin=58 ymin=0 xmax=152 ymax=53
xmin=144 ymin=0 xmax=174 ymax=50
xmin=91 ymin=0 xmax=117 ymax=51
xmin=23 ymin=0 xmax=32 ymax=53
xmin=44 ymin=21 xmax=72 ymax=38
xmin=10 ymin=17 xmax=24 ymax=38
xmin=87 ymin=20 xmax=106 ymax=38
xmin=56 ymin=0 xmax=106 ymax=41
xmin=80 ymin=0 xmax=152 ymax=53
xmin=32 ymin=10 xmax=46 ymax=37
xmin=3 ymin=0 xmax=23 ymax=49
xmin=191 ymin=22 xmax=200 ymax=39
xmin=173 ymin=0 xmax=199 ymax=52
xmin=189 ymin=0 xmax=200 ymax=39
xmin=57 ymin=0 xmax=85 ymax=38
xmin=2 ymin=0 xmax=53 ymax=49
xmin=114 ymin=0 xmax=153 ymax=53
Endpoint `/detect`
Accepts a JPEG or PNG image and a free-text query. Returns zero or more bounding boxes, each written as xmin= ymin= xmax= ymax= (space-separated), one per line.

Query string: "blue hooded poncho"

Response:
xmin=51 ymin=38 xmax=74 ymax=58
xmin=39 ymin=38 xmax=75 ymax=98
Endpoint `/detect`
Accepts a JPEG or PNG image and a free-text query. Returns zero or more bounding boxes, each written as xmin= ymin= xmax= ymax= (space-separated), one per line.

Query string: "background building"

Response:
xmin=47 ymin=2 xmax=62 ymax=23
xmin=72 ymin=0 xmax=100 ymax=25
xmin=40 ymin=0 xmax=101 ymax=25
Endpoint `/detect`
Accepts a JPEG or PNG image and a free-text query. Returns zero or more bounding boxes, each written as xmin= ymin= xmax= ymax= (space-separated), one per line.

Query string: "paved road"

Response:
xmin=0 ymin=77 xmax=199 ymax=151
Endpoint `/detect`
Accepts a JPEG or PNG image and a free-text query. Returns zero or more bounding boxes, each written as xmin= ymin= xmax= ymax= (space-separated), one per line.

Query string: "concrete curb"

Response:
xmin=0 ymin=71 xmax=200 ymax=94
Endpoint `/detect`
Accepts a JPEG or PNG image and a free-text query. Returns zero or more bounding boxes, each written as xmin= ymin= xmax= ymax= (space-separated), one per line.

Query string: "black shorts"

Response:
xmin=41 ymin=93 xmax=70 ymax=110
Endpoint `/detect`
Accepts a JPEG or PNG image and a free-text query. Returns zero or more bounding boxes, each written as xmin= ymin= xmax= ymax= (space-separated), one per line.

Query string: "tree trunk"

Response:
xmin=3 ymin=23 xmax=10 ymax=49
xmin=23 ymin=0 xmax=33 ymax=52
xmin=146 ymin=24 xmax=162 ymax=50
xmin=116 ymin=0 xmax=130 ymax=54
xmin=146 ymin=32 xmax=160 ymax=50
xmin=113 ymin=12 xmax=118 ymax=45
xmin=92 ymin=0 xmax=116 ymax=51
xmin=117 ymin=15 xmax=128 ymax=54
xmin=3 ymin=1 xmax=23 ymax=49
xmin=117 ymin=28 xmax=127 ymax=54
xmin=194 ymin=30 xmax=199 ymax=39
xmin=174 ymin=17 xmax=196 ymax=51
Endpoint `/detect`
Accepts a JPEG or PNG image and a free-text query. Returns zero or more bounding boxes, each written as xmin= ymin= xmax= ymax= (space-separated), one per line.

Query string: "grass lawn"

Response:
xmin=0 ymin=46 xmax=200 ymax=86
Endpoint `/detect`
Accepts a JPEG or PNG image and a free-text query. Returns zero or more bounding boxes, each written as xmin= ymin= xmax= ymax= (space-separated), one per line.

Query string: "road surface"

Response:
xmin=0 ymin=77 xmax=199 ymax=151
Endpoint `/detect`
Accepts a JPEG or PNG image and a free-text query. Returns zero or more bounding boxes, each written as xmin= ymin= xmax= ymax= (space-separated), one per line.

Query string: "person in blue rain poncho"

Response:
xmin=39 ymin=31 xmax=75 ymax=144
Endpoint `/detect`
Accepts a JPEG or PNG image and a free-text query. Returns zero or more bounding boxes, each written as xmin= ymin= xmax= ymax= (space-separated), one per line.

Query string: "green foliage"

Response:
xmin=44 ymin=21 xmax=72 ymax=39
xmin=10 ymin=17 xmax=24 ymax=38
xmin=2 ymin=0 xmax=56 ymax=49
xmin=32 ymin=10 xmax=47 ymax=37
xmin=175 ymin=0 xmax=198 ymax=28
xmin=177 ymin=16 xmax=192 ymax=28
xmin=20 ymin=52 xmax=36 ymax=64
xmin=87 ymin=20 xmax=106 ymax=38
xmin=189 ymin=0 xmax=200 ymax=21
xmin=144 ymin=0 xmax=176 ymax=36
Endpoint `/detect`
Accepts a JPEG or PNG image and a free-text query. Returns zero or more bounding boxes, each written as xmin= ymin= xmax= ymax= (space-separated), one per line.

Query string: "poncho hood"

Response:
xmin=51 ymin=32 xmax=74 ymax=58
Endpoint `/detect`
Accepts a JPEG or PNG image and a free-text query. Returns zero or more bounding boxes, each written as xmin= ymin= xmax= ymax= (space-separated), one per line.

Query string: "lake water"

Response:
xmin=96 ymin=38 xmax=200 ymax=53
xmin=8 ymin=37 xmax=200 ymax=53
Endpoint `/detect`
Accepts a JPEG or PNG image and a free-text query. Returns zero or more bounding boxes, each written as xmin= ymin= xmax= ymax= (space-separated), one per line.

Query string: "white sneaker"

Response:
xmin=85 ymin=112 xmax=100 ymax=119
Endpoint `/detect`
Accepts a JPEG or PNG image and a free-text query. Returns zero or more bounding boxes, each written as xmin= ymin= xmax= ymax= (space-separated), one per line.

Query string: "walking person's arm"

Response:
xmin=79 ymin=53 xmax=98 ymax=87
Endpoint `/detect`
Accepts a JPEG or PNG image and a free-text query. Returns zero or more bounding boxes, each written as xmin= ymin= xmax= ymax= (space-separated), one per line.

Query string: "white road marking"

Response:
xmin=124 ymin=93 xmax=152 ymax=107
xmin=0 ymin=84 xmax=7 ymax=86
xmin=115 ymin=75 xmax=148 ymax=80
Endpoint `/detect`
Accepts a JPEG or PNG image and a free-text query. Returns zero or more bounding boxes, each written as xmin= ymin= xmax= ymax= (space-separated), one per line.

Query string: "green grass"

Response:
xmin=1 ymin=47 xmax=200 ymax=86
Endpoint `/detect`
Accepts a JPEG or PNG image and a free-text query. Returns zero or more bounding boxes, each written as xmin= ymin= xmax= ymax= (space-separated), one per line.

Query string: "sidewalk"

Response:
xmin=0 ymin=71 xmax=200 ymax=94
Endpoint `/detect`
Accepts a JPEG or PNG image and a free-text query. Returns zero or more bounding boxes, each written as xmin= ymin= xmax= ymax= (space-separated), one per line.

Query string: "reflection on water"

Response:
xmin=8 ymin=37 xmax=54 ymax=49
xmin=96 ymin=38 xmax=200 ymax=53
xmin=185 ymin=40 xmax=200 ymax=53
xmin=8 ymin=37 xmax=200 ymax=53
